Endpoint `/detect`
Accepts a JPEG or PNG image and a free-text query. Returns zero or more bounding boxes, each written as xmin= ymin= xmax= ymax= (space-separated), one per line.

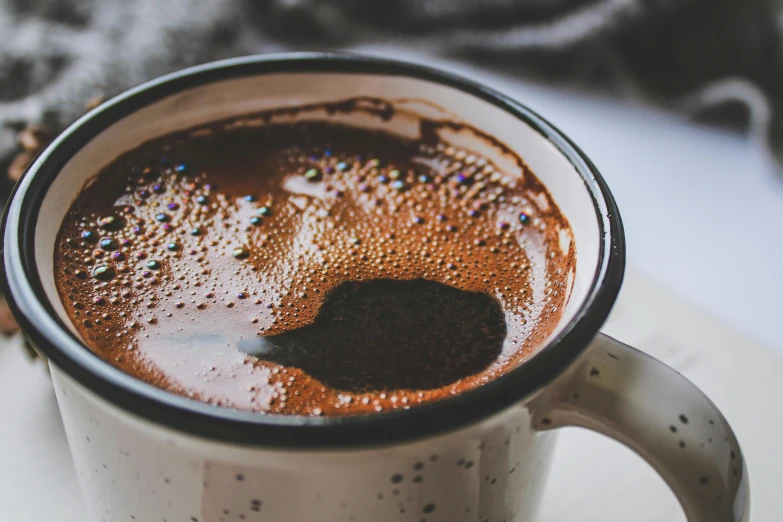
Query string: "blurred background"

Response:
xmin=1 ymin=1 xmax=783 ymax=521
xmin=1 ymin=0 xmax=782 ymax=350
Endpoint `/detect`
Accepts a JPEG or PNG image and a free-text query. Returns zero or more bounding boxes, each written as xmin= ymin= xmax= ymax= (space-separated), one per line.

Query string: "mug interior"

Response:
xmin=36 ymin=71 xmax=601 ymax=352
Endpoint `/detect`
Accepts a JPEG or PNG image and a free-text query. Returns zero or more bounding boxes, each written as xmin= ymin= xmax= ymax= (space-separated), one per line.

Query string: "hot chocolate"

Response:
xmin=53 ymin=105 xmax=574 ymax=416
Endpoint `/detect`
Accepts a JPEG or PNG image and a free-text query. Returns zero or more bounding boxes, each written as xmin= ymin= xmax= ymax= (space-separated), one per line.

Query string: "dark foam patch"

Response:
xmin=239 ymin=279 xmax=506 ymax=392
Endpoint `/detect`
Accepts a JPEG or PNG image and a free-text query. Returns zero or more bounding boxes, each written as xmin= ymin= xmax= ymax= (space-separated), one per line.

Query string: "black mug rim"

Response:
xmin=1 ymin=52 xmax=625 ymax=448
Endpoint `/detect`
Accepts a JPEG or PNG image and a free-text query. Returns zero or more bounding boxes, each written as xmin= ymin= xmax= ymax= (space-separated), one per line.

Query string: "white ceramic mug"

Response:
xmin=2 ymin=53 xmax=749 ymax=522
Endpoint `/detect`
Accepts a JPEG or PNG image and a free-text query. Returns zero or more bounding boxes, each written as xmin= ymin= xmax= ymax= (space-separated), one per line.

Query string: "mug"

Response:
xmin=2 ymin=53 xmax=749 ymax=522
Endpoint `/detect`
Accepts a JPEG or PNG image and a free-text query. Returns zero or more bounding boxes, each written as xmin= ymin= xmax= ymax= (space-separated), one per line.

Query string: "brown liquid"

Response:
xmin=53 ymin=114 xmax=574 ymax=417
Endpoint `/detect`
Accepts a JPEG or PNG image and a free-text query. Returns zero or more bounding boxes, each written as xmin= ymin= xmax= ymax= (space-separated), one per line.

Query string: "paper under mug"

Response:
xmin=2 ymin=53 xmax=749 ymax=522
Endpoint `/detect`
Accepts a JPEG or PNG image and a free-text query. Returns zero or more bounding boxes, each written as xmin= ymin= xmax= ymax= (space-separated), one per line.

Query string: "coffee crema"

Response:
xmin=53 ymin=103 xmax=575 ymax=416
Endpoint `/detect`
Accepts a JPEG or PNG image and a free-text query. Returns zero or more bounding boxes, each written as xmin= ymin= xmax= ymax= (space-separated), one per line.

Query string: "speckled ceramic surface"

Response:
xmin=53 ymin=367 xmax=556 ymax=522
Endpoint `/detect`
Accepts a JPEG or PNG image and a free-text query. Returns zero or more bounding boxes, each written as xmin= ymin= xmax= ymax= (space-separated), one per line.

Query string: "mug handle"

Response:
xmin=531 ymin=333 xmax=750 ymax=522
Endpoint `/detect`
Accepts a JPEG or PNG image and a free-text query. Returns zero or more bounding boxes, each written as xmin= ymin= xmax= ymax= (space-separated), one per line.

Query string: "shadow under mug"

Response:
xmin=2 ymin=53 xmax=749 ymax=522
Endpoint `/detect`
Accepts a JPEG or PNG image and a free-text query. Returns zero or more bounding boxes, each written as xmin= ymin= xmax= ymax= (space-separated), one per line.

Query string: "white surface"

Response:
xmin=355 ymin=46 xmax=783 ymax=353
xmin=2 ymin=265 xmax=780 ymax=521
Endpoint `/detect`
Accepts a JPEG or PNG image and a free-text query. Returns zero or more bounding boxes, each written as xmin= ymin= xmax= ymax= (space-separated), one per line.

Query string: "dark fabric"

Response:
xmin=1 ymin=0 xmax=782 ymax=174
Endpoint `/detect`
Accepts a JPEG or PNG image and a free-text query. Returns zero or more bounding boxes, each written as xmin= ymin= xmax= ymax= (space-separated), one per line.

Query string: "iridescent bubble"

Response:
xmin=92 ymin=265 xmax=116 ymax=281
xmin=257 ymin=206 xmax=271 ymax=216
xmin=518 ymin=212 xmax=531 ymax=225
xmin=81 ymin=231 xmax=98 ymax=243
xmin=98 ymin=215 xmax=120 ymax=230
xmin=232 ymin=247 xmax=249 ymax=259
xmin=147 ymin=260 xmax=161 ymax=270
xmin=196 ymin=195 xmax=209 ymax=205
xmin=100 ymin=238 xmax=118 ymax=251
xmin=304 ymin=168 xmax=322 ymax=182
xmin=155 ymin=213 xmax=170 ymax=223
xmin=455 ymin=173 xmax=472 ymax=185
xmin=250 ymin=216 xmax=263 ymax=226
